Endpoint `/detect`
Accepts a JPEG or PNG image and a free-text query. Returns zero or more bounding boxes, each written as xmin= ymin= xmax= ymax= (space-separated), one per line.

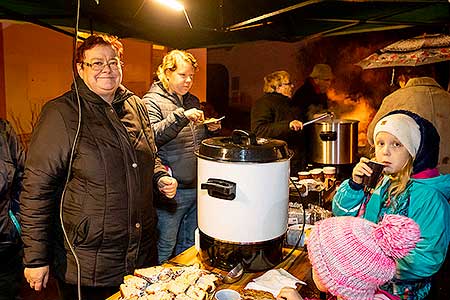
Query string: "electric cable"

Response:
xmin=58 ymin=0 xmax=82 ymax=299
xmin=279 ymin=177 xmax=307 ymax=264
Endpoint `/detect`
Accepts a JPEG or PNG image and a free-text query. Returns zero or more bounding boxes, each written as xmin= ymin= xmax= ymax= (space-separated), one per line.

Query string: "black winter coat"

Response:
xmin=251 ymin=92 xmax=306 ymax=172
xmin=20 ymin=77 xmax=167 ymax=287
xmin=143 ymin=82 xmax=208 ymax=189
xmin=0 ymin=119 xmax=25 ymax=253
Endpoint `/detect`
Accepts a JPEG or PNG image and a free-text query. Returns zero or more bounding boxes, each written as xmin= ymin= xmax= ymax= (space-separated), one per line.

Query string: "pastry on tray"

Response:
xmin=119 ymin=263 xmax=219 ymax=300
xmin=238 ymin=288 xmax=276 ymax=300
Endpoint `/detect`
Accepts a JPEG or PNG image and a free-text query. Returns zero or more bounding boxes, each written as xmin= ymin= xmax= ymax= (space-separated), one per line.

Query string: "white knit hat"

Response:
xmin=373 ymin=113 xmax=421 ymax=158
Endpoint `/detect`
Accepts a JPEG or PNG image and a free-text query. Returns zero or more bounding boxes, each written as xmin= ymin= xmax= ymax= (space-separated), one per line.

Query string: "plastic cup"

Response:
xmin=310 ymin=168 xmax=324 ymax=182
xmin=362 ymin=161 xmax=385 ymax=189
xmin=298 ymin=171 xmax=311 ymax=180
xmin=214 ymin=289 xmax=241 ymax=300
xmin=323 ymin=166 xmax=336 ymax=189
xmin=323 ymin=166 xmax=336 ymax=180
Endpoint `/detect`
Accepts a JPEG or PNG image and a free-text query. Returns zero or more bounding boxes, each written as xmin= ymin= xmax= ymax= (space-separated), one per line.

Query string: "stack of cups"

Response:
xmin=323 ymin=166 xmax=336 ymax=189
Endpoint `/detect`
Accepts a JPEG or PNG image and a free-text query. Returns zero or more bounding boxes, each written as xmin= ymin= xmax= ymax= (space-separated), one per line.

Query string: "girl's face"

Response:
xmin=312 ymin=269 xmax=328 ymax=293
xmin=375 ymin=132 xmax=411 ymax=174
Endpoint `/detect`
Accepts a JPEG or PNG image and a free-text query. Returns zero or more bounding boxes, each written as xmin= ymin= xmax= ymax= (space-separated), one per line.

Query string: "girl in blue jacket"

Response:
xmin=333 ymin=110 xmax=450 ymax=300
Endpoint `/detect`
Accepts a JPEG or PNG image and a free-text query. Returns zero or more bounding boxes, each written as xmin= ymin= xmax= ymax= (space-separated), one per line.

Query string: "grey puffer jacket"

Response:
xmin=20 ymin=77 xmax=168 ymax=286
xmin=143 ymin=82 xmax=208 ymax=189
xmin=0 ymin=119 xmax=25 ymax=252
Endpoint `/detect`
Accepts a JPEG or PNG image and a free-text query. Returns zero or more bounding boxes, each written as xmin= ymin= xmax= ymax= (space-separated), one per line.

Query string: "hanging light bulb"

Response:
xmin=155 ymin=0 xmax=184 ymax=12
xmin=154 ymin=0 xmax=192 ymax=28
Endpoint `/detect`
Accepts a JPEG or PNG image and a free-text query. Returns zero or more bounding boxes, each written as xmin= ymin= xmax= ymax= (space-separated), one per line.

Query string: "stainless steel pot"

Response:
xmin=310 ymin=119 xmax=359 ymax=165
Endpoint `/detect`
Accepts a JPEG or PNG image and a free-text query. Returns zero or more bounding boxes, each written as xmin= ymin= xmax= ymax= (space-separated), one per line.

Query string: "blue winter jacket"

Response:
xmin=333 ymin=174 xmax=450 ymax=281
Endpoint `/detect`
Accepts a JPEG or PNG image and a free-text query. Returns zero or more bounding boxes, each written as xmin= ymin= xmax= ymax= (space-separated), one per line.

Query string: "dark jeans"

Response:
xmin=0 ymin=245 xmax=22 ymax=300
xmin=57 ymin=280 xmax=118 ymax=300
xmin=156 ymin=188 xmax=197 ymax=263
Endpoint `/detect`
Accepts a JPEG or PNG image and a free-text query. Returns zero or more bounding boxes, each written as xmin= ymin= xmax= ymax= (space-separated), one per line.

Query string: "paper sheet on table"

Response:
xmin=245 ymin=268 xmax=306 ymax=297
xmin=202 ymin=116 xmax=225 ymax=124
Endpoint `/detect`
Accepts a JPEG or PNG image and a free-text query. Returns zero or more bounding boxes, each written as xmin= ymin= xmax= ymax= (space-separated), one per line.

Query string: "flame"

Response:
xmin=327 ymin=89 xmax=376 ymax=147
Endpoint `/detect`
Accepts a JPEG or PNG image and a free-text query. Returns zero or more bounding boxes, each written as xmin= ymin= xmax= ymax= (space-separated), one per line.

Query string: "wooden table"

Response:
xmin=107 ymin=246 xmax=314 ymax=299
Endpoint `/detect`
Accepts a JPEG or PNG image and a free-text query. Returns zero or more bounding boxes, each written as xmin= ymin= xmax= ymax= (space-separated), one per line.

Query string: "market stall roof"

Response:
xmin=1 ymin=0 xmax=449 ymax=49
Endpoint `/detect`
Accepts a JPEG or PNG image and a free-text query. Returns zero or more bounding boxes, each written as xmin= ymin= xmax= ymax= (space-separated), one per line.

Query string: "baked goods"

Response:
xmin=120 ymin=264 xmax=219 ymax=300
xmin=239 ymin=288 xmax=276 ymax=300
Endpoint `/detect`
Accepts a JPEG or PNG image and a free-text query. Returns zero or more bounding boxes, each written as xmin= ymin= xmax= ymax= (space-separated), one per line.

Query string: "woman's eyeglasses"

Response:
xmin=82 ymin=59 xmax=123 ymax=72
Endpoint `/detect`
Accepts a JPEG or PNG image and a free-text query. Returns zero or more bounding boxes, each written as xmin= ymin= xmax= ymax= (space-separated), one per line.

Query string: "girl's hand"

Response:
xmin=276 ymin=287 xmax=303 ymax=300
xmin=352 ymin=157 xmax=373 ymax=184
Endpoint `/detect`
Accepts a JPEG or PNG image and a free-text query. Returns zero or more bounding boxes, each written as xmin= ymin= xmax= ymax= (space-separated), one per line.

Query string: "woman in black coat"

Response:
xmin=20 ymin=34 xmax=177 ymax=300
xmin=251 ymin=70 xmax=305 ymax=174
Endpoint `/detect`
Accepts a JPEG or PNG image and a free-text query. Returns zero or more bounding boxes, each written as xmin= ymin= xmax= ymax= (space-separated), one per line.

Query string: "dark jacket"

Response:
xmin=251 ymin=92 xmax=300 ymax=140
xmin=0 ymin=119 xmax=25 ymax=252
xmin=292 ymin=77 xmax=328 ymax=120
xmin=20 ymin=77 xmax=168 ymax=286
xmin=143 ymin=82 xmax=208 ymax=189
xmin=251 ymin=92 xmax=305 ymax=172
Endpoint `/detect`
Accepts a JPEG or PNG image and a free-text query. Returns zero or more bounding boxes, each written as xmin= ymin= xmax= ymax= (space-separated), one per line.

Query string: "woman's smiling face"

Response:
xmin=77 ymin=44 xmax=122 ymax=103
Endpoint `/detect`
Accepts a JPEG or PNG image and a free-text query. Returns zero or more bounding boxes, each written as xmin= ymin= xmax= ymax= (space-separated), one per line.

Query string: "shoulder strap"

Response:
xmin=8 ymin=209 xmax=21 ymax=235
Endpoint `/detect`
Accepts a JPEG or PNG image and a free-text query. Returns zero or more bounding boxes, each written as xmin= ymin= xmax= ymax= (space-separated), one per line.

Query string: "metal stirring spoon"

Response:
xmin=222 ymin=262 xmax=244 ymax=284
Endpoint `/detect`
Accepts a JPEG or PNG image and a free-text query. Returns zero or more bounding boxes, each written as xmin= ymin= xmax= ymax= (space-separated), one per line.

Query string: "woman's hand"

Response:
xmin=289 ymin=120 xmax=303 ymax=131
xmin=277 ymin=287 xmax=303 ymax=300
xmin=158 ymin=176 xmax=178 ymax=198
xmin=352 ymin=157 xmax=373 ymax=184
xmin=184 ymin=108 xmax=204 ymax=124
xmin=206 ymin=121 xmax=221 ymax=132
xmin=24 ymin=266 xmax=49 ymax=291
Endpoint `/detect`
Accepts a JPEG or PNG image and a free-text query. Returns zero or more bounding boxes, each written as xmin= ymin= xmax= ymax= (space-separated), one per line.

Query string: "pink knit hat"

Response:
xmin=307 ymin=215 xmax=421 ymax=300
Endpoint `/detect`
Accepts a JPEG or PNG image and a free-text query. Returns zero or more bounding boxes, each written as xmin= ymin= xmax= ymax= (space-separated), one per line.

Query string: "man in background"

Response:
xmin=367 ymin=66 xmax=450 ymax=174
xmin=292 ymin=64 xmax=334 ymax=121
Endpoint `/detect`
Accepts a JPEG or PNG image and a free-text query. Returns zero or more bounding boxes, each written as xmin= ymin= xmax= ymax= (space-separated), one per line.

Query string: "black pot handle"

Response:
xmin=201 ymin=178 xmax=236 ymax=200
xmin=319 ymin=131 xmax=337 ymax=141
xmin=232 ymin=129 xmax=257 ymax=145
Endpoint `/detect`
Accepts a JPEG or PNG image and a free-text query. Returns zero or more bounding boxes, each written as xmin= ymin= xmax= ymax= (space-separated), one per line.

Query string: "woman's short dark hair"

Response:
xmin=75 ymin=34 xmax=123 ymax=64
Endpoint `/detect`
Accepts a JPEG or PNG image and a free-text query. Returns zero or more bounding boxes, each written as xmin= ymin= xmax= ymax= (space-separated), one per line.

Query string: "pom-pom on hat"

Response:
xmin=310 ymin=64 xmax=334 ymax=80
xmin=373 ymin=113 xmax=420 ymax=158
xmin=307 ymin=214 xmax=420 ymax=300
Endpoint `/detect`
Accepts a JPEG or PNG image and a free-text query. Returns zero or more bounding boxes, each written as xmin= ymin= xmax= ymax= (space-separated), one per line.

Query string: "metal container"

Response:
xmin=195 ymin=130 xmax=291 ymax=271
xmin=310 ymin=119 xmax=359 ymax=165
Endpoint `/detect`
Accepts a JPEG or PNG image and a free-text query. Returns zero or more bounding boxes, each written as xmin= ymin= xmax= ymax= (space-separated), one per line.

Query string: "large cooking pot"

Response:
xmin=309 ymin=119 xmax=359 ymax=165
xmin=195 ymin=130 xmax=291 ymax=272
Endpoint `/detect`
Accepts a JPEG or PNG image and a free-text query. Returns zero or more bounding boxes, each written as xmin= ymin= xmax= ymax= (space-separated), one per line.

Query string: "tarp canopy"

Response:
xmin=1 ymin=0 xmax=449 ymax=48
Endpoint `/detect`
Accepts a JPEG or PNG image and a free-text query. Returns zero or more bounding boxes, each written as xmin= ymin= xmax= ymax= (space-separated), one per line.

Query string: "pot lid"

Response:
xmin=196 ymin=129 xmax=290 ymax=162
